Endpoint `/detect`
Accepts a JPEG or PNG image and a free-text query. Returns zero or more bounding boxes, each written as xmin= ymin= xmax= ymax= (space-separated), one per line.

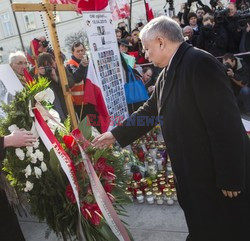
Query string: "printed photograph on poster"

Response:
xmin=93 ymin=43 xmax=98 ymax=51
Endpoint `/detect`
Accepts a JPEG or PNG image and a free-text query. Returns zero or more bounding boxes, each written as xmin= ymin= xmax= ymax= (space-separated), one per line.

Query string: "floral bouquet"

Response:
xmin=0 ymin=78 xmax=134 ymax=241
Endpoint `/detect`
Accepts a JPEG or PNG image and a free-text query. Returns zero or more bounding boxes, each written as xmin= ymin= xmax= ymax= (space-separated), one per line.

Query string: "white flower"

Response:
xmin=33 ymin=140 xmax=40 ymax=149
xmin=34 ymin=88 xmax=55 ymax=104
xmin=15 ymin=148 xmax=25 ymax=160
xmin=40 ymin=162 xmax=47 ymax=172
xmin=48 ymin=109 xmax=61 ymax=123
xmin=46 ymin=109 xmax=63 ymax=133
xmin=26 ymin=146 xmax=33 ymax=157
xmin=30 ymin=153 xmax=38 ymax=164
xmin=8 ymin=124 xmax=19 ymax=133
xmin=24 ymin=165 xmax=32 ymax=178
xmin=24 ymin=181 xmax=34 ymax=192
xmin=34 ymin=167 xmax=42 ymax=179
xmin=35 ymin=149 xmax=44 ymax=161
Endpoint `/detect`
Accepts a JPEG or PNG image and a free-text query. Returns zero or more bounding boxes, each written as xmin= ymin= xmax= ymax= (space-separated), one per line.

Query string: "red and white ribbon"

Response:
xmin=73 ymin=131 xmax=131 ymax=241
xmin=33 ymin=108 xmax=81 ymax=211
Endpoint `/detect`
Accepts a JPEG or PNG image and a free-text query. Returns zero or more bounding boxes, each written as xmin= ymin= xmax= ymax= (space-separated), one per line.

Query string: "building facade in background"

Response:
xmin=0 ymin=0 xmax=212 ymax=63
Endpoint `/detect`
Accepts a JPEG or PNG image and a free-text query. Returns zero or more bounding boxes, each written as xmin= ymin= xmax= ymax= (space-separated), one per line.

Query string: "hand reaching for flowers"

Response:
xmin=4 ymin=131 xmax=36 ymax=148
xmin=92 ymin=132 xmax=116 ymax=149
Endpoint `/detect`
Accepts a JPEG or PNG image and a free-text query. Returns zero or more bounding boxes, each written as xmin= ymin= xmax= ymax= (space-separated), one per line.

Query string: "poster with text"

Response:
xmin=82 ymin=11 xmax=129 ymax=128
xmin=0 ymin=64 xmax=23 ymax=119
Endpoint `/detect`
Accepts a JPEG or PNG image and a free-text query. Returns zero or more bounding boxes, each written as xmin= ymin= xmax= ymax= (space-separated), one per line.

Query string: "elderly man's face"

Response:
xmin=183 ymin=28 xmax=193 ymax=39
xmin=11 ymin=56 xmax=28 ymax=76
xmin=142 ymin=38 xmax=166 ymax=68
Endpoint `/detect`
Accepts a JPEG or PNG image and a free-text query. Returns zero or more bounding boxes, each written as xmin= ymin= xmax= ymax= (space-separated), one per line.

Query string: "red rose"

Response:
xmin=62 ymin=135 xmax=79 ymax=156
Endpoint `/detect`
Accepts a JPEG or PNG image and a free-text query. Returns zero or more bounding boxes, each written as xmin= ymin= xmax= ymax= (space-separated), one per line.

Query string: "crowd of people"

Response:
xmin=6 ymin=1 xmax=250 ymax=119
xmin=115 ymin=0 xmax=250 ymax=115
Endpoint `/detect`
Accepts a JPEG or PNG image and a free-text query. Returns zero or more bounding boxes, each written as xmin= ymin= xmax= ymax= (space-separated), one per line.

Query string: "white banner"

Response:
xmin=0 ymin=64 xmax=23 ymax=118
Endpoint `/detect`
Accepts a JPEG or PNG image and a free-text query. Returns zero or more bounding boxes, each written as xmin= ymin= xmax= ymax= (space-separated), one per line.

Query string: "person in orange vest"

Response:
xmin=66 ymin=42 xmax=89 ymax=120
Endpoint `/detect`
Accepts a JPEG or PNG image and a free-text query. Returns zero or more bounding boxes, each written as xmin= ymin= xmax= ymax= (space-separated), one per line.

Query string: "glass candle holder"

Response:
xmin=171 ymin=188 xmax=178 ymax=201
xmin=166 ymin=191 xmax=174 ymax=205
xmin=146 ymin=191 xmax=154 ymax=204
xmin=136 ymin=190 xmax=144 ymax=204
xmin=155 ymin=191 xmax=164 ymax=205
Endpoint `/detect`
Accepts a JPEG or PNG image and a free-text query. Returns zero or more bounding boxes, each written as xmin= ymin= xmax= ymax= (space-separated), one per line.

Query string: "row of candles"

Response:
xmin=125 ymin=172 xmax=177 ymax=205
xmin=124 ymin=128 xmax=178 ymax=205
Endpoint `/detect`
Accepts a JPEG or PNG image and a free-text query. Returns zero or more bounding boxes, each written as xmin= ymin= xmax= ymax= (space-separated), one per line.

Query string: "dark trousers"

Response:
xmin=0 ymin=189 xmax=25 ymax=241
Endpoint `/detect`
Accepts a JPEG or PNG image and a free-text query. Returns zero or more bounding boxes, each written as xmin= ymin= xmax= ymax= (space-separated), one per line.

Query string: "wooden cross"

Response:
xmin=12 ymin=0 xmax=78 ymax=128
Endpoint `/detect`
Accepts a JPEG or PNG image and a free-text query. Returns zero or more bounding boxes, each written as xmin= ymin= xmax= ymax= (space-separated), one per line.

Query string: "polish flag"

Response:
xmin=83 ymin=60 xmax=110 ymax=133
xmin=144 ymin=0 xmax=154 ymax=22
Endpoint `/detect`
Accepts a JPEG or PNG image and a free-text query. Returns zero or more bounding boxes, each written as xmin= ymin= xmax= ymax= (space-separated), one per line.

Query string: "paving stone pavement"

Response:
xmin=19 ymin=202 xmax=188 ymax=241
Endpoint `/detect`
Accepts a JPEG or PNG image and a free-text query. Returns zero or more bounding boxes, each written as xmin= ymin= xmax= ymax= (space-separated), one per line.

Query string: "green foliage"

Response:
xmin=78 ymin=116 xmax=92 ymax=140
xmin=0 ymin=77 xmax=133 ymax=241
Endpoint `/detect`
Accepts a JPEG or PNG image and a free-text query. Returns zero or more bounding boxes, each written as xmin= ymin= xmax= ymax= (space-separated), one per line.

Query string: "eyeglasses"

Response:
xmin=15 ymin=61 xmax=28 ymax=66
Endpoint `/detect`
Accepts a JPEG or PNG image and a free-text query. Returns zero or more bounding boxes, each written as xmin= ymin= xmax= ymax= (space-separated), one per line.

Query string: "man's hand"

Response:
xmin=81 ymin=56 xmax=89 ymax=67
xmin=148 ymin=85 xmax=155 ymax=93
xmin=92 ymin=132 xmax=116 ymax=148
xmin=4 ymin=131 xmax=37 ymax=148
xmin=222 ymin=190 xmax=241 ymax=198
xmin=227 ymin=68 xmax=234 ymax=78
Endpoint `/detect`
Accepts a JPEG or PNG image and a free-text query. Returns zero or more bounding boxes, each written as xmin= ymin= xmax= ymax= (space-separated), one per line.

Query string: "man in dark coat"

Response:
xmin=0 ymin=131 xmax=36 ymax=241
xmin=196 ymin=13 xmax=228 ymax=57
xmin=93 ymin=16 xmax=250 ymax=241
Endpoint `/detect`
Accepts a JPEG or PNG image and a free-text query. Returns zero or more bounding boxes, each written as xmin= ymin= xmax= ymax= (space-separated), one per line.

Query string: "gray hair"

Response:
xmin=9 ymin=51 xmax=26 ymax=64
xmin=139 ymin=16 xmax=183 ymax=43
xmin=183 ymin=25 xmax=193 ymax=33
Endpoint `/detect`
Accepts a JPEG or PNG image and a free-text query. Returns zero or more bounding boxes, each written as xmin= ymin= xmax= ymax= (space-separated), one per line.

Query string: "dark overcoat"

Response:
xmin=0 ymin=137 xmax=25 ymax=241
xmin=112 ymin=42 xmax=250 ymax=241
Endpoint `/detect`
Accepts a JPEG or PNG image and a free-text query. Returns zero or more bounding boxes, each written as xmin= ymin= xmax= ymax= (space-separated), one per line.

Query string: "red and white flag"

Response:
xmin=144 ymin=0 xmax=154 ymax=22
xmin=83 ymin=60 xmax=110 ymax=133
